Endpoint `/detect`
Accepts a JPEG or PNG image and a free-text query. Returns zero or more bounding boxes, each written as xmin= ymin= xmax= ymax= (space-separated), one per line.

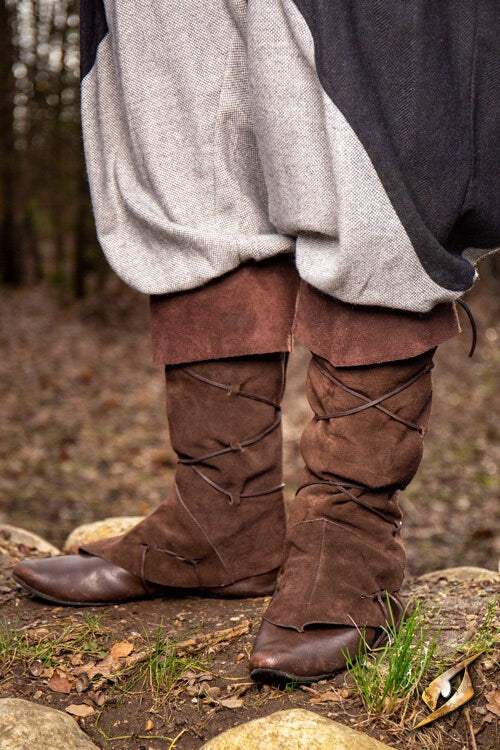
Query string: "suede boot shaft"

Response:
xmin=83 ymin=354 xmax=288 ymax=589
xmin=263 ymin=349 xmax=435 ymax=631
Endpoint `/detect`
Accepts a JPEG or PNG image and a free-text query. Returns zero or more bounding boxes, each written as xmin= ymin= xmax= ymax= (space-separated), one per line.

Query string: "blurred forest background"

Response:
xmin=1 ymin=0 xmax=102 ymax=299
xmin=0 ymin=1 xmax=498 ymax=574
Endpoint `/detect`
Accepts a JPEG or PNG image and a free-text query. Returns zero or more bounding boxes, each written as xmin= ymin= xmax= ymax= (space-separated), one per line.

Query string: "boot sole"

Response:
xmin=12 ymin=574 xmax=136 ymax=607
xmin=250 ymin=667 xmax=341 ymax=684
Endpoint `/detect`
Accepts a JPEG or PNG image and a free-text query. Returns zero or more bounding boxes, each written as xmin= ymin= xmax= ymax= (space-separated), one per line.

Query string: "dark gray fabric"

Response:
xmin=290 ymin=0 xmax=499 ymax=289
xmin=80 ymin=0 xmax=107 ymax=79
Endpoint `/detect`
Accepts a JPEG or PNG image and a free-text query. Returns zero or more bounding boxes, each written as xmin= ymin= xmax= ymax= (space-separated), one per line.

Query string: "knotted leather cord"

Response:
xmin=290 ymin=357 xmax=430 ymax=625
xmin=141 ymin=541 xmax=204 ymax=588
xmin=456 ymin=299 xmax=477 ymax=357
xmin=184 ymin=368 xmax=280 ymax=408
xmin=190 ymin=464 xmax=284 ymax=504
xmin=271 ymin=357 xmax=424 ymax=632
xmin=295 ymin=355 xmax=432 ymax=530
xmin=297 ymin=479 xmax=400 ymax=528
xmin=144 ymin=481 xmax=230 ymax=587
xmin=366 ymin=590 xmax=404 ymax=646
xmin=140 ymin=362 xmax=286 ymax=585
xmin=141 ymin=540 xmax=204 ymax=589
xmin=313 ymin=357 xmax=432 ymax=435
xmin=177 ymin=366 xmax=285 ymax=505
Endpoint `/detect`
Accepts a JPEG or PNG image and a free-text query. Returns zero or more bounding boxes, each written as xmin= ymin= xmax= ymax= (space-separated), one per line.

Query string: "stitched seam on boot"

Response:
xmin=175 ymin=482 xmax=231 ymax=578
xmin=305 ymin=519 xmax=326 ymax=614
xmin=288 ymin=518 xmax=406 ymax=577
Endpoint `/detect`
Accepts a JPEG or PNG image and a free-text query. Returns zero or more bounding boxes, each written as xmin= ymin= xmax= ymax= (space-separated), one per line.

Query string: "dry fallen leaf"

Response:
xmin=65 ymin=703 xmax=94 ymax=718
xmin=76 ymin=661 xmax=95 ymax=675
xmin=110 ymin=641 xmax=134 ymax=659
xmin=77 ymin=656 xmax=117 ymax=681
xmin=144 ymin=718 xmax=154 ymax=732
xmin=47 ymin=671 xmax=73 ymax=694
xmin=220 ymin=698 xmax=243 ymax=709
xmin=484 ymin=689 xmax=500 ymax=718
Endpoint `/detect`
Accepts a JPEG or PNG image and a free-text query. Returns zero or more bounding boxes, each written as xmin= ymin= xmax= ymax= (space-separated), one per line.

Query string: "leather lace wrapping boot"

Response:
xmin=250 ymin=349 xmax=434 ymax=683
xmin=14 ymin=354 xmax=288 ymax=605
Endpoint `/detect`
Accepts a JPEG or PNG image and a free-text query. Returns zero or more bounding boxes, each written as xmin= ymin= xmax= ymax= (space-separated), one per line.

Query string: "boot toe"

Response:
xmin=12 ymin=554 xmax=151 ymax=605
xmin=12 ymin=558 xmax=50 ymax=596
xmin=250 ymin=619 xmax=376 ymax=683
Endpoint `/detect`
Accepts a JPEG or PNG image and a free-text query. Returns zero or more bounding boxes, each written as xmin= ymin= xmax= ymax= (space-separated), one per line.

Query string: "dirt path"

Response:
xmin=1 ymin=538 xmax=498 ymax=749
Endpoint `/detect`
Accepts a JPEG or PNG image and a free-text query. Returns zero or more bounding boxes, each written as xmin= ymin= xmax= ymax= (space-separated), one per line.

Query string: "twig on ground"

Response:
xmin=124 ymin=620 xmax=251 ymax=669
xmin=464 ymin=708 xmax=478 ymax=750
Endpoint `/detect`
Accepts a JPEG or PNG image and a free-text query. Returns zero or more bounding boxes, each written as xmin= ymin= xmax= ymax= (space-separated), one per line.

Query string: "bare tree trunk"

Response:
xmin=0 ymin=0 xmax=24 ymax=285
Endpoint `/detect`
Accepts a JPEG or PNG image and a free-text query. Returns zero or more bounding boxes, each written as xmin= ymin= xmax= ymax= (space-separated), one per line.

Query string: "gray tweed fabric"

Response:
xmin=80 ymin=0 xmax=498 ymax=312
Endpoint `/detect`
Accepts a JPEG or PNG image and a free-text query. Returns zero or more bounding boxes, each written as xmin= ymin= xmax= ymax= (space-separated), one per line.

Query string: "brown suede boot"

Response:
xmin=250 ymin=349 xmax=434 ymax=683
xmin=14 ymin=354 xmax=288 ymax=605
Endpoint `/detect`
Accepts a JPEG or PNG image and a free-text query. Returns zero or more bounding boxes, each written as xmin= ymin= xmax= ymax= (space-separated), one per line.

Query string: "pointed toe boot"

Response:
xmin=15 ymin=354 xmax=288 ymax=606
xmin=12 ymin=554 xmax=156 ymax=606
xmin=12 ymin=552 xmax=279 ymax=606
xmin=250 ymin=349 xmax=434 ymax=683
xmin=249 ymin=619 xmax=379 ymax=683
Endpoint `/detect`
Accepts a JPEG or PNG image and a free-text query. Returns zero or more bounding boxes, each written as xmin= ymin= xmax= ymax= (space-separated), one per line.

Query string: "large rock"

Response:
xmin=200 ymin=709 xmax=394 ymax=749
xmin=63 ymin=516 xmax=144 ymax=553
xmin=418 ymin=566 xmax=500 ymax=583
xmin=0 ymin=698 xmax=98 ymax=750
xmin=0 ymin=525 xmax=60 ymax=555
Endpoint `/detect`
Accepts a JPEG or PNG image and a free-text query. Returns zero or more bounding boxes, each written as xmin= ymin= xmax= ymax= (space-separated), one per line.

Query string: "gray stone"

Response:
xmin=63 ymin=516 xmax=144 ymax=553
xmin=200 ymin=709 xmax=394 ymax=749
xmin=418 ymin=566 xmax=500 ymax=584
xmin=0 ymin=525 xmax=60 ymax=555
xmin=0 ymin=698 xmax=98 ymax=750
